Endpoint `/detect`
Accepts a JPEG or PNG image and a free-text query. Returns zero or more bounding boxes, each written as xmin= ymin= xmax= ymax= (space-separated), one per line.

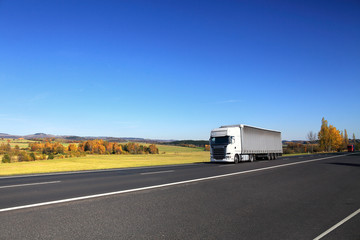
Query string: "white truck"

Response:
xmin=210 ymin=124 xmax=282 ymax=163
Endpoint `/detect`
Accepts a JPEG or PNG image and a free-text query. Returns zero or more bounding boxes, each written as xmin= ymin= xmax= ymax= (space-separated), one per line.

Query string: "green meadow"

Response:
xmin=0 ymin=139 xmax=33 ymax=149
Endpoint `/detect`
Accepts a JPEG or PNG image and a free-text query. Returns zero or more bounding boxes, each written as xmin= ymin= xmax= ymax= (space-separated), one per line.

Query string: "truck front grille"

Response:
xmin=212 ymin=147 xmax=226 ymax=159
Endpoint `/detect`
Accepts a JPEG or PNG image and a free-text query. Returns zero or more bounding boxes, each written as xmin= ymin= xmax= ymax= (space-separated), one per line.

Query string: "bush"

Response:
xmin=356 ymin=143 xmax=360 ymax=151
xmin=204 ymin=145 xmax=210 ymax=151
xmin=283 ymin=148 xmax=295 ymax=154
xmin=30 ymin=152 xmax=36 ymax=161
xmin=2 ymin=154 xmax=11 ymax=163
xmin=147 ymin=144 xmax=159 ymax=154
xmin=18 ymin=151 xmax=32 ymax=162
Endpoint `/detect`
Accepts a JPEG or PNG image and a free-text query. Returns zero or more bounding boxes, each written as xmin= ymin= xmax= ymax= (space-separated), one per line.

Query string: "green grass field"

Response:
xmin=0 ymin=144 xmax=209 ymax=176
xmin=0 ymin=139 xmax=34 ymax=149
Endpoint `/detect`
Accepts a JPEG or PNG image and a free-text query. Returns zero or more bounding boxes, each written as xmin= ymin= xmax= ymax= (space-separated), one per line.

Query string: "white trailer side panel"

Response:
xmin=241 ymin=125 xmax=282 ymax=154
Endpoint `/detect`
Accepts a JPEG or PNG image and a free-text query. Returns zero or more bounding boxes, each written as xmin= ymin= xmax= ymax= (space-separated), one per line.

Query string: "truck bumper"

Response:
xmin=210 ymin=157 xmax=234 ymax=163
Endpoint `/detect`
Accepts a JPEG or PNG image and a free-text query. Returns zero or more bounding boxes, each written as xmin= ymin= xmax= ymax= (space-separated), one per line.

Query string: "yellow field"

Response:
xmin=0 ymin=144 xmax=210 ymax=176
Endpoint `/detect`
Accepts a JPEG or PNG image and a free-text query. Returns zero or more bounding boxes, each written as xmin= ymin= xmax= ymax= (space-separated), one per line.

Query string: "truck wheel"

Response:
xmin=250 ymin=154 xmax=254 ymax=162
xmin=267 ymin=153 xmax=272 ymax=160
xmin=234 ymin=154 xmax=239 ymax=164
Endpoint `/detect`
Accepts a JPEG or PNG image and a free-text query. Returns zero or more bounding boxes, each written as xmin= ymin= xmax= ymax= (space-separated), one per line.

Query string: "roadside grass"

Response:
xmin=282 ymin=152 xmax=313 ymax=157
xmin=0 ymin=144 xmax=209 ymax=176
xmin=282 ymin=151 xmax=347 ymax=157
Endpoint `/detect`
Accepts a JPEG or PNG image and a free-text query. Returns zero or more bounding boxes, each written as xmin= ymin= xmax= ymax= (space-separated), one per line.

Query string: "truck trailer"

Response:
xmin=210 ymin=124 xmax=282 ymax=163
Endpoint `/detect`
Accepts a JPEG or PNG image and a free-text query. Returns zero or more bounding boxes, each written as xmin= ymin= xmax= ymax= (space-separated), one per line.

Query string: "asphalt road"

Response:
xmin=0 ymin=153 xmax=359 ymax=239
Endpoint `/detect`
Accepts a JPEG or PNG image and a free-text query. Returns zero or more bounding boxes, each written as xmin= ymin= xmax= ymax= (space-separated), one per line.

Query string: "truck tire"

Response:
xmin=250 ymin=154 xmax=254 ymax=162
xmin=267 ymin=153 xmax=271 ymax=160
xmin=234 ymin=154 xmax=239 ymax=164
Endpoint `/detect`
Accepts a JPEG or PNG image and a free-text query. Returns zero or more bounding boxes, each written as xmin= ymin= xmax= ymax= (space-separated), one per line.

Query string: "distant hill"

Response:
xmin=0 ymin=133 xmax=20 ymax=138
xmin=0 ymin=132 xmax=176 ymax=143
xmin=26 ymin=133 xmax=56 ymax=139
xmin=0 ymin=133 xmax=11 ymax=137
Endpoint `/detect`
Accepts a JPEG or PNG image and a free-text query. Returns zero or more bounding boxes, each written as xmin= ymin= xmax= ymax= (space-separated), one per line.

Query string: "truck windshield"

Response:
xmin=210 ymin=136 xmax=229 ymax=145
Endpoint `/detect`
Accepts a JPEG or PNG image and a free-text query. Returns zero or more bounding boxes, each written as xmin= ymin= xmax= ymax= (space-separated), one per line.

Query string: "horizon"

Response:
xmin=1 ymin=131 xmax=357 ymax=142
xmin=1 ymin=1 xmax=359 ymax=140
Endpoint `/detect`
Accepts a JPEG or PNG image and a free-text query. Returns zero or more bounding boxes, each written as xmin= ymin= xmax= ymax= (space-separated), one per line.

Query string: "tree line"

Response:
xmin=283 ymin=117 xmax=358 ymax=154
xmin=77 ymin=140 xmax=159 ymax=154
xmin=318 ymin=117 xmax=357 ymax=152
xmin=1 ymin=140 xmax=159 ymax=163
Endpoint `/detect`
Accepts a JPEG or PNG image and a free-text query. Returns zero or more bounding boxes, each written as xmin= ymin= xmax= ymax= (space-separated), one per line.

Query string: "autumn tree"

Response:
xmin=353 ymin=133 xmax=356 ymax=145
xmin=92 ymin=144 xmax=106 ymax=154
xmin=318 ymin=118 xmax=344 ymax=152
xmin=53 ymin=142 xmax=65 ymax=154
xmin=2 ymin=154 xmax=11 ymax=163
xmin=125 ymin=142 xmax=139 ymax=154
xmin=318 ymin=118 xmax=330 ymax=151
xmin=18 ymin=151 xmax=32 ymax=162
xmin=43 ymin=142 xmax=53 ymax=154
xmin=68 ymin=143 xmax=78 ymax=152
xmin=30 ymin=152 xmax=36 ymax=161
xmin=113 ymin=143 xmax=123 ymax=154
xmin=344 ymin=129 xmax=349 ymax=147
xmin=328 ymin=125 xmax=343 ymax=151
xmin=0 ymin=143 xmax=11 ymax=152
xmin=72 ymin=140 xmax=158 ymax=155
xmin=29 ymin=142 xmax=45 ymax=152
xmin=105 ymin=141 xmax=114 ymax=154
xmin=148 ymin=144 xmax=159 ymax=154
xmin=204 ymin=145 xmax=210 ymax=151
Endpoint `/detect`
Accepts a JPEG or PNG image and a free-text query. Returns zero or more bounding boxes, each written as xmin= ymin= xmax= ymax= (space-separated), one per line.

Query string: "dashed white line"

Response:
xmin=0 ymin=181 xmax=61 ymax=189
xmin=313 ymin=208 xmax=360 ymax=240
xmin=140 ymin=170 xmax=174 ymax=175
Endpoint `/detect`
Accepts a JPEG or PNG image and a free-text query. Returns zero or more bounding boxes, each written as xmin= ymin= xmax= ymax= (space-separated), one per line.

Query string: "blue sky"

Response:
xmin=1 ymin=0 xmax=359 ymax=140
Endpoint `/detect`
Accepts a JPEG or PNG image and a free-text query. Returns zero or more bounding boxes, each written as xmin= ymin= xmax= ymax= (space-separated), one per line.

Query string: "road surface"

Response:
xmin=0 ymin=153 xmax=359 ymax=239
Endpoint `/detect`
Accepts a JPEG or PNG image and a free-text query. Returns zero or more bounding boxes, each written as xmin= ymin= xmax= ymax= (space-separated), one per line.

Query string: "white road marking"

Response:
xmin=0 ymin=181 xmax=61 ymax=189
xmin=140 ymin=170 xmax=174 ymax=175
xmin=313 ymin=208 xmax=360 ymax=240
xmin=0 ymin=154 xmax=349 ymax=213
xmin=0 ymin=163 xmax=202 ymax=180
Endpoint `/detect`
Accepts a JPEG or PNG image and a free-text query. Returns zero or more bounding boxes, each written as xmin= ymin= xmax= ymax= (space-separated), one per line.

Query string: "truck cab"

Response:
xmin=210 ymin=127 xmax=241 ymax=163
